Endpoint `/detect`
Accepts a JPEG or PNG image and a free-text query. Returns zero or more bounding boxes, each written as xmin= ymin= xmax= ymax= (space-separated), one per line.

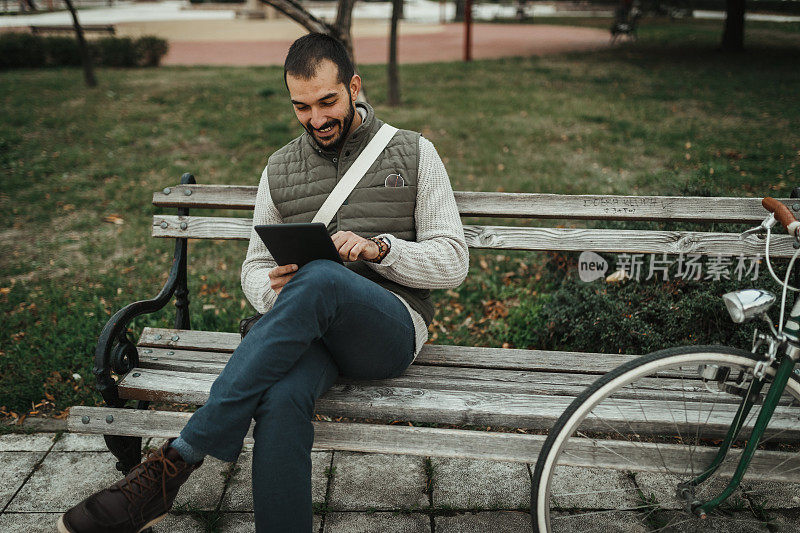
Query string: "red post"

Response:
xmin=463 ymin=0 xmax=472 ymax=62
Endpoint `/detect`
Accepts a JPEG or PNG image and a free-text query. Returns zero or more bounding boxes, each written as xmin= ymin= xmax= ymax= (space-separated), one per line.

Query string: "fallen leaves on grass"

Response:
xmin=483 ymin=299 xmax=509 ymax=320
xmin=198 ymin=283 xmax=231 ymax=299
xmin=103 ymin=214 xmax=125 ymax=225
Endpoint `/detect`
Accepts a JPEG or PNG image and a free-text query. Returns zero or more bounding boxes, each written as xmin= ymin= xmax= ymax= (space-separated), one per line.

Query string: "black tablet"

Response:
xmin=254 ymin=223 xmax=343 ymax=267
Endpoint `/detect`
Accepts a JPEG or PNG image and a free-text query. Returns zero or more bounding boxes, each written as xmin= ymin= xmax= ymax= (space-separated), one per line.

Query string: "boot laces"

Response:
xmin=118 ymin=446 xmax=181 ymax=506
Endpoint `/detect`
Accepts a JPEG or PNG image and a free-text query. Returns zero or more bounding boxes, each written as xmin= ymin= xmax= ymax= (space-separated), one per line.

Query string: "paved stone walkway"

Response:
xmin=0 ymin=431 xmax=534 ymax=532
xmin=153 ymin=21 xmax=610 ymax=66
xmin=3 ymin=429 xmax=800 ymax=531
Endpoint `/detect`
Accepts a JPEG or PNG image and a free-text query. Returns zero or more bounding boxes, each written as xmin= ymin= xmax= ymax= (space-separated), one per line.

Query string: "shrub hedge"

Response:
xmin=0 ymin=33 xmax=169 ymax=70
xmin=493 ymin=250 xmax=789 ymax=356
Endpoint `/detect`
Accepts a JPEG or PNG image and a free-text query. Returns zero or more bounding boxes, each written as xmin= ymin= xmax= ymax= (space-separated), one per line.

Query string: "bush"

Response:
xmin=498 ymin=272 xmax=780 ymax=356
xmin=93 ymin=36 xmax=137 ymax=67
xmin=0 ymin=33 xmax=168 ymax=70
xmin=135 ymin=36 xmax=169 ymax=67
xmin=44 ymin=36 xmax=83 ymax=67
xmin=0 ymin=33 xmax=47 ymax=69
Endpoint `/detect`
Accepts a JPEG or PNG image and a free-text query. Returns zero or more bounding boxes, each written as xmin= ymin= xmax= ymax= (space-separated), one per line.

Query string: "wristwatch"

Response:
xmin=366 ymin=236 xmax=390 ymax=263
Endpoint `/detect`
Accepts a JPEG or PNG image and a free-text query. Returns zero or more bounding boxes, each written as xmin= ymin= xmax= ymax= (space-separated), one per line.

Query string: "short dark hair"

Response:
xmin=283 ymin=33 xmax=354 ymax=88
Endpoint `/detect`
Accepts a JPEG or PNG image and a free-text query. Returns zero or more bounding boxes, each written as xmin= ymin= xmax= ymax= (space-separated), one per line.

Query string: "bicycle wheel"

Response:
xmin=531 ymin=345 xmax=800 ymax=532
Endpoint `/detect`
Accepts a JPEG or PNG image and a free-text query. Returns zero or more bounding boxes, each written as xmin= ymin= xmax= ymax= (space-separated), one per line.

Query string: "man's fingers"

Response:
xmin=338 ymin=239 xmax=359 ymax=261
xmin=331 ymin=232 xmax=350 ymax=250
xmin=349 ymin=242 xmax=362 ymax=261
xmin=271 ymin=272 xmax=295 ymax=294
xmin=269 ymin=264 xmax=298 ymax=279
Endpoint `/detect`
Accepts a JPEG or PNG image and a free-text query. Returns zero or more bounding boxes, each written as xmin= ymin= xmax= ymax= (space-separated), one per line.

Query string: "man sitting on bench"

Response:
xmin=58 ymin=32 xmax=468 ymax=533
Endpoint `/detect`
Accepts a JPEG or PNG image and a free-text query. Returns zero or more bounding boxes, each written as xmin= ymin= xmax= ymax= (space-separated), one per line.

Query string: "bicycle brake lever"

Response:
xmin=740 ymin=213 xmax=777 ymax=240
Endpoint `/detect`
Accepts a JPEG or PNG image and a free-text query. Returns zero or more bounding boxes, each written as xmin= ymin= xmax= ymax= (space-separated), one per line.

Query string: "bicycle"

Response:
xmin=530 ymin=197 xmax=800 ymax=532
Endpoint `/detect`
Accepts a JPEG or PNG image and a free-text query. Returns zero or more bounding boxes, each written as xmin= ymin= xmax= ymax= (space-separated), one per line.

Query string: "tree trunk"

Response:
xmin=331 ymin=0 xmax=367 ymax=102
xmin=721 ymin=0 xmax=745 ymax=52
xmin=63 ymin=0 xmax=97 ymax=87
xmin=516 ymin=0 xmax=527 ymax=20
xmin=454 ymin=0 xmax=465 ymax=22
xmin=388 ymin=0 xmax=401 ymax=106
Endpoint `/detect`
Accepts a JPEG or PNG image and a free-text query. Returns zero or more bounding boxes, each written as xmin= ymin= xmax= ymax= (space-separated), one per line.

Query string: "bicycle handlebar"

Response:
xmin=762 ymin=197 xmax=799 ymax=236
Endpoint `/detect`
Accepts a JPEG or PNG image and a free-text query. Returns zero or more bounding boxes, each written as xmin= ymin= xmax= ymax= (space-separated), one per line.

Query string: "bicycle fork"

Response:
xmin=679 ymin=347 xmax=799 ymax=518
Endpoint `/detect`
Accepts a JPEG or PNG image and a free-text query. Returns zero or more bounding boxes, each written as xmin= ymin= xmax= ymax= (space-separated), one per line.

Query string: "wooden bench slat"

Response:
xmin=139 ymin=327 xmax=236 ymax=352
xmin=30 ymin=24 xmax=115 ymax=34
xmin=137 ymin=329 xmax=796 ymax=386
xmin=135 ymin=347 xmax=757 ymax=405
xmin=138 ymin=327 xmax=639 ymax=374
xmin=150 ymin=215 xmax=793 ymax=257
xmin=68 ymin=406 xmax=798 ymax=480
xmin=67 ymin=406 xmax=799 ymax=480
xmin=116 ymin=368 xmax=800 ymax=440
xmin=68 ymin=406 xmax=545 ymax=462
xmin=152 ymin=186 xmax=790 ymax=224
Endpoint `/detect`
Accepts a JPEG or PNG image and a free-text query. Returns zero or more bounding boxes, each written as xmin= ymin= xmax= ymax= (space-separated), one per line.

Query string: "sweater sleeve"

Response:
xmin=240 ymin=165 xmax=282 ymax=314
xmin=365 ymin=136 xmax=469 ymax=289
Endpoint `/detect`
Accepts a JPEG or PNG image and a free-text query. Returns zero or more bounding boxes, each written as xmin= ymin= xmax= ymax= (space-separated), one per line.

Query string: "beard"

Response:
xmin=304 ymin=99 xmax=356 ymax=153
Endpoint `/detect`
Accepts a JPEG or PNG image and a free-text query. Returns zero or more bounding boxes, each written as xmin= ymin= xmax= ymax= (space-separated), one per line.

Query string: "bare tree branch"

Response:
xmin=261 ymin=0 xmax=330 ymax=34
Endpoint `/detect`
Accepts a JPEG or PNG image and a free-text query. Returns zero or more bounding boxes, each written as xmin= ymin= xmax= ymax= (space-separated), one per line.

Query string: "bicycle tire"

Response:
xmin=531 ymin=345 xmax=800 ymax=532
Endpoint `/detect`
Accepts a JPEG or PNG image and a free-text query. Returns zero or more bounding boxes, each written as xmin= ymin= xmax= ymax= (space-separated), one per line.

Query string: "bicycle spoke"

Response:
xmin=548 ymin=487 xmax=636 ymax=497
xmin=630 ymin=381 xmax=673 ymax=477
xmin=574 ymin=427 xmax=634 ymax=467
xmin=550 ymin=505 xmax=662 ymax=520
xmin=678 ymin=373 xmax=698 ymax=478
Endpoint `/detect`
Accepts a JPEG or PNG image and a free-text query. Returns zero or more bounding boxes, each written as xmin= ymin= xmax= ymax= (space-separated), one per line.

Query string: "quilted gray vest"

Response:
xmin=267 ymin=102 xmax=434 ymax=325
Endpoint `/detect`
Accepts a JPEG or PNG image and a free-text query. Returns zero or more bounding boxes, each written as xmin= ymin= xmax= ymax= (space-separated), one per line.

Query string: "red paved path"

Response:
xmin=163 ymin=23 xmax=610 ymax=66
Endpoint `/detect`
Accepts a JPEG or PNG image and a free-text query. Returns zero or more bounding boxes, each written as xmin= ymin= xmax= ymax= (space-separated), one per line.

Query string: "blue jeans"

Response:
xmin=178 ymin=259 xmax=417 ymax=532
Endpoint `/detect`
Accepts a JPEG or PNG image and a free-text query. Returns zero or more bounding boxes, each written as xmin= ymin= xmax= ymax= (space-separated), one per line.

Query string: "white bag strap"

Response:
xmin=312 ymin=123 xmax=398 ymax=227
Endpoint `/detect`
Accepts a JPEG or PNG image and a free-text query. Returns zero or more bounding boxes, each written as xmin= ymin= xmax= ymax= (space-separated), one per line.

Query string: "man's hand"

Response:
xmin=332 ymin=231 xmax=380 ymax=262
xmin=269 ymin=264 xmax=298 ymax=295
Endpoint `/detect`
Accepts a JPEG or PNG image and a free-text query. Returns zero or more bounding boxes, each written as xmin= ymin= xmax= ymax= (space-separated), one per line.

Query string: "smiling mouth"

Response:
xmin=316 ymin=124 xmax=337 ymax=138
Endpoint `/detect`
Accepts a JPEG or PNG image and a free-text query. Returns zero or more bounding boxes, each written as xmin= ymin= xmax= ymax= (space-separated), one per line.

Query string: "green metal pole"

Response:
xmin=687 ymin=379 xmax=764 ymax=488
xmin=695 ymin=354 xmax=797 ymax=516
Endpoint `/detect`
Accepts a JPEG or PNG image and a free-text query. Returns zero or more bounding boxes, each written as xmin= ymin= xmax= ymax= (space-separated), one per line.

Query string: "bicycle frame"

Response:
xmin=683 ymin=247 xmax=800 ymax=517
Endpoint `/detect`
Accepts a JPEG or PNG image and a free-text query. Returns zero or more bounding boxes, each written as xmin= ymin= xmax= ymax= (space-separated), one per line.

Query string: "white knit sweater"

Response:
xmin=241 ymin=129 xmax=469 ymax=361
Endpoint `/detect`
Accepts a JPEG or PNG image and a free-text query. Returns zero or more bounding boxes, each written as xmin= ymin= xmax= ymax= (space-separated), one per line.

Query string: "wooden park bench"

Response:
xmin=29 ymin=24 xmax=116 ymax=36
xmin=67 ymin=172 xmax=800 ymax=481
xmin=610 ymin=7 xmax=641 ymax=44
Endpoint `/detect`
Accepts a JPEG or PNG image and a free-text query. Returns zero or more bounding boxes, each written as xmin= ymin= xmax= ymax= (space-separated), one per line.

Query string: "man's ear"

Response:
xmin=349 ymin=74 xmax=362 ymax=101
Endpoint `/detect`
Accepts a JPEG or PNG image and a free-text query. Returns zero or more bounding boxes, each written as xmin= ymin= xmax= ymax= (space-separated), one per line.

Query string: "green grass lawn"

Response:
xmin=1 ymin=18 xmax=799 ymax=420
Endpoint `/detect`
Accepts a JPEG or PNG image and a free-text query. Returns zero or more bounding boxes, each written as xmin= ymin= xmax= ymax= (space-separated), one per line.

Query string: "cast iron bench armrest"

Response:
xmin=94 ymin=173 xmax=195 ymax=408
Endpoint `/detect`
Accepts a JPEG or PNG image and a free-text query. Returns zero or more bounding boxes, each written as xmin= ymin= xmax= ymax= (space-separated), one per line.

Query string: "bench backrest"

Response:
xmin=152 ymin=185 xmax=797 ymax=259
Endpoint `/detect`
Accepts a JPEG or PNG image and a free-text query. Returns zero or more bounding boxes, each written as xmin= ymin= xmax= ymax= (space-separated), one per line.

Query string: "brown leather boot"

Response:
xmin=57 ymin=438 xmax=203 ymax=533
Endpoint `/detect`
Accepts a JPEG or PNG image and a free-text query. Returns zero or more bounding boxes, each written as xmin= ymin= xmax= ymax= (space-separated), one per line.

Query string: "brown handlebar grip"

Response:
xmin=762 ymin=197 xmax=797 ymax=230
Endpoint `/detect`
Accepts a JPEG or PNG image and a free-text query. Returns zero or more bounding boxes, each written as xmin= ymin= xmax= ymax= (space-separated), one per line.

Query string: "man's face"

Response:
xmin=286 ymin=59 xmax=360 ymax=152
